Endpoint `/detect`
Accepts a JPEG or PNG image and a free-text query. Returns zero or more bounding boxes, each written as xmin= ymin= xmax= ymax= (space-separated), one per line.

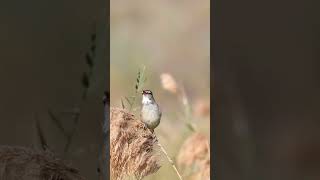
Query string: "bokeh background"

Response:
xmin=0 ymin=0 xmax=107 ymax=179
xmin=214 ymin=0 xmax=320 ymax=179
xmin=111 ymin=0 xmax=210 ymax=179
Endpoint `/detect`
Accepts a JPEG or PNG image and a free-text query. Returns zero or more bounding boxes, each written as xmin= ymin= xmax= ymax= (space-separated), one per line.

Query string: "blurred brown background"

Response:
xmin=214 ymin=0 xmax=320 ymax=179
xmin=0 ymin=0 xmax=107 ymax=179
xmin=111 ymin=0 xmax=210 ymax=179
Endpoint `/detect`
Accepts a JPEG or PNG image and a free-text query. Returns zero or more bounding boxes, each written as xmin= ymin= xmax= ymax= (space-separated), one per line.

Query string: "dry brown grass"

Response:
xmin=110 ymin=107 xmax=161 ymax=180
xmin=177 ymin=133 xmax=210 ymax=180
xmin=0 ymin=146 xmax=84 ymax=180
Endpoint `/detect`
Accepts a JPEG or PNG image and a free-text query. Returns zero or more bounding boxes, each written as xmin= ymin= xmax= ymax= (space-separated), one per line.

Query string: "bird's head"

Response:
xmin=141 ymin=90 xmax=155 ymax=104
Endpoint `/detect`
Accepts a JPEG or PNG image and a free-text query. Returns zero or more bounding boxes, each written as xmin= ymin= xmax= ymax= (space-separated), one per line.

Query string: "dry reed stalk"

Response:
xmin=160 ymin=73 xmax=196 ymax=131
xmin=0 ymin=146 xmax=84 ymax=180
xmin=110 ymin=107 xmax=161 ymax=180
xmin=156 ymin=142 xmax=183 ymax=180
xmin=177 ymin=133 xmax=210 ymax=180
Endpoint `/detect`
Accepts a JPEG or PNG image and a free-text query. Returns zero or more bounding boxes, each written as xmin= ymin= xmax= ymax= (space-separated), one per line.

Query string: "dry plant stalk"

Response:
xmin=177 ymin=133 xmax=210 ymax=180
xmin=0 ymin=146 xmax=84 ymax=180
xmin=110 ymin=107 xmax=161 ymax=180
xmin=160 ymin=73 xmax=195 ymax=132
xmin=156 ymin=142 xmax=183 ymax=180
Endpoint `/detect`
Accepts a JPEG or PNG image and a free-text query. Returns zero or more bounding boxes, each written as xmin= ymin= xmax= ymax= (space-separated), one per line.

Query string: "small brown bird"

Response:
xmin=140 ymin=90 xmax=162 ymax=132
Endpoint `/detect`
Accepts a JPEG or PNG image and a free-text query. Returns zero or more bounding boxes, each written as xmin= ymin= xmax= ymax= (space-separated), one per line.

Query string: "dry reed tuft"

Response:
xmin=177 ymin=133 xmax=210 ymax=180
xmin=160 ymin=73 xmax=178 ymax=94
xmin=110 ymin=107 xmax=161 ymax=180
xmin=0 ymin=146 xmax=84 ymax=180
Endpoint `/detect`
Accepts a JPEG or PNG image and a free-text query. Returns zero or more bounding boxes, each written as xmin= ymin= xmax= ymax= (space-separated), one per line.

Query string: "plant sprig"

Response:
xmin=37 ymin=31 xmax=98 ymax=154
xmin=135 ymin=65 xmax=147 ymax=93
xmin=121 ymin=66 xmax=147 ymax=112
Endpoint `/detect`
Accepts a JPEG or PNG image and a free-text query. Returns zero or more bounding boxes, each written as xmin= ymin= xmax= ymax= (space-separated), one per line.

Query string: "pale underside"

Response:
xmin=141 ymin=103 xmax=161 ymax=129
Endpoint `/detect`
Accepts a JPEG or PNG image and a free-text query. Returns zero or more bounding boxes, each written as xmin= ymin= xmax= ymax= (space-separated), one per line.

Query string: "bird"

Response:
xmin=140 ymin=90 xmax=162 ymax=132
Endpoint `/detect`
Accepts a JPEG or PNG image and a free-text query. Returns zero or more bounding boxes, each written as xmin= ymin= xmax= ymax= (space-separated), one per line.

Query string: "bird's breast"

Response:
xmin=141 ymin=104 xmax=161 ymax=122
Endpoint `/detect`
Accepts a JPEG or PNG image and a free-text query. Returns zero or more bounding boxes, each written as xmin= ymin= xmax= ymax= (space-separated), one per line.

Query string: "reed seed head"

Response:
xmin=177 ymin=132 xmax=210 ymax=180
xmin=110 ymin=107 xmax=161 ymax=180
xmin=0 ymin=146 xmax=84 ymax=180
xmin=160 ymin=73 xmax=178 ymax=94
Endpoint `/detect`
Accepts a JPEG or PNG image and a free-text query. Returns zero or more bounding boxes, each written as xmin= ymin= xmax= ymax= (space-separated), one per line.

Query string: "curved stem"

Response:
xmin=157 ymin=141 xmax=183 ymax=180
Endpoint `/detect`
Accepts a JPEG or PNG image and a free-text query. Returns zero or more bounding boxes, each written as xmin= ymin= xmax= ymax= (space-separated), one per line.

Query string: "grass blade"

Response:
xmin=35 ymin=114 xmax=48 ymax=151
xmin=136 ymin=65 xmax=146 ymax=92
xmin=48 ymin=109 xmax=68 ymax=138
xmin=82 ymin=72 xmax=89 ymax=88
xmin=121 ymin=98 xmax=125 ymax=109
xmin=125 ymin=97 xmax=133 ymax=106
xmin=85 ymin=53 xmax=93 ymax=67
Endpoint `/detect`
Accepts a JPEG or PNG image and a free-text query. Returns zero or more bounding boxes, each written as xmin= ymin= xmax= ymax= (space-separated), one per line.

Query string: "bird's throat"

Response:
xmin=142 ymin=96 xmax=154 ymax=104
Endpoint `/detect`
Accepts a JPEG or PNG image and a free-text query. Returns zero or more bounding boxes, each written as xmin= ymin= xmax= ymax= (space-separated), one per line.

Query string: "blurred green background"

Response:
xmin=110 ymin=0 xmax=210 ymax=179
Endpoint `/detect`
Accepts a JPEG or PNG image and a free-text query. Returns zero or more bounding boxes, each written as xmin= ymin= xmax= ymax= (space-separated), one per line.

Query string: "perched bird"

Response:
xmin=141 ymin=90 xmax=162 ymax=132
